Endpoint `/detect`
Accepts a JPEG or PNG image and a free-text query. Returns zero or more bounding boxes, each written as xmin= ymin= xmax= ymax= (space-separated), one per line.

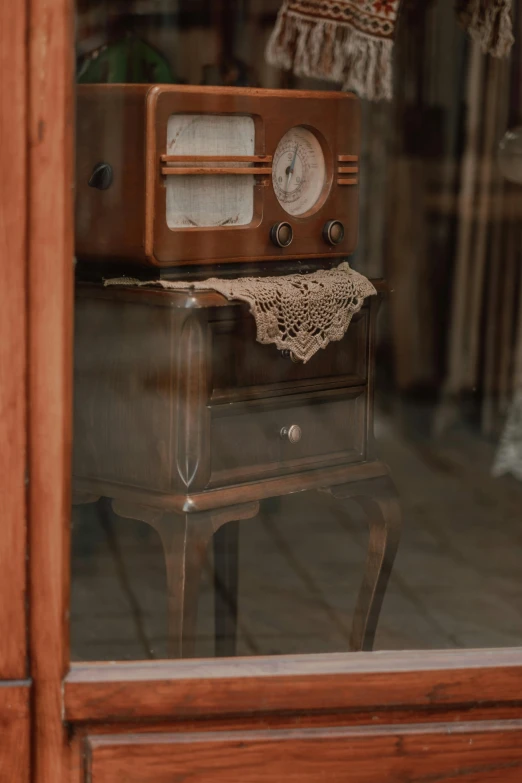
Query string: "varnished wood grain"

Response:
xmin=65 ymin=648 xmax=522 ymax=723
xmin=149 ymin=87 xmax=359 ymax=267
xmin=76 ymin=84 xmax=360 ymax=266
xmin=66 ymin=702 xmax=522 ymax=736
xmin=209 ymin=388 xmax=366 ymax=486
xmin=73 ymin=295 xmax=179 ymax=492
xmin=72 ymin=282 xmax=395 ymax=659
xmin=69 ymin=734 xmax=84 ymax=783
xmin=214 ymin=520 xmax=240 ymax=658
xmin=111 ymin=500 xmax=259 ymax=658
xmin=14 ymin=7 xmax=522 ymax=783
xmin=28 ymin=0 xmax=74 ymax=780
xmin=73 ymin=287 xmax=376 ymax=495
xmin=86 ymin=722 xmax=522 ymax=783
xmin=322 ymin=476 xmax=402 ymax=652
xmin=75 ymin=85 xmax=146 ymax=261
xmin=0 ymin=0 xmax=28 ymax=679
xmin=210 ymin=307 xmax=369 ymax=401
xmin=364 ymin=292 xmax=380 ymax=461
xmin=176 ymin=312 xmax=212 ymax=492
xmin=0 ymin=683 xmax=30 ymax=783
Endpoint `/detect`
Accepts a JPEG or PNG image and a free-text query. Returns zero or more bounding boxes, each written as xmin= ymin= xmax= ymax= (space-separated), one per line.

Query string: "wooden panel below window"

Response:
xmin=0 ymin=682 xmax=30 ymax=783
xmin=0 ymin=0 xmax=27 ymax=679
xmin=86 ymin=721 xmax=522 ymax=783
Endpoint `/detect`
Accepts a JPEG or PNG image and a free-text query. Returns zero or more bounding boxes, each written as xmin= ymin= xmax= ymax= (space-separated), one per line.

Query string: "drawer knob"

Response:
xmin=281 ymin=349 xmax=301 ymax=363
xmin=270 ymin=221 xmax=293 ymax=248
xmin=280 ymin=424 xmax=302 ymax=444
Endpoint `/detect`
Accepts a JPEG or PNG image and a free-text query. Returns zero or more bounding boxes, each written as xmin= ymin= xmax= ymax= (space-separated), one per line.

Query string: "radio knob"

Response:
xmin=280 ymin=424 xmax=302 ymax=444
xmin=88 ymin=162 xmax=113 ymax=190
xmin=270 ymin=222 xmax=293 ymax=248
xmin=323 ymin=220 xmax=345 ymax=246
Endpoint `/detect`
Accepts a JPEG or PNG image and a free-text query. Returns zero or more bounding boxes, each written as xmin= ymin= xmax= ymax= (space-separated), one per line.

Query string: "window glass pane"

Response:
xmin=72 ymin=0 xmax=522 ymax=661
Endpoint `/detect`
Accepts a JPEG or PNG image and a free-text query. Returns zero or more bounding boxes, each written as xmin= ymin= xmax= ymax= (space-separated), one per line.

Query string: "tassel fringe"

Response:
xmin=457 ymin=0 xmax=514 ymax=58
xmin=265 ymin=10 xmax=394 ymax=101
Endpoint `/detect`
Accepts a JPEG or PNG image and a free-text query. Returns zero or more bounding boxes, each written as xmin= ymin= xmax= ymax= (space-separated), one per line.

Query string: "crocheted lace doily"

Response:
xmin=105 ymin=263 xmax=376 ymax=363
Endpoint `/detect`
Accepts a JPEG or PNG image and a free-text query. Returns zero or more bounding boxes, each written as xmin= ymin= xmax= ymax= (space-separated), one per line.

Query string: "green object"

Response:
xmin=78 ymin=35 xmax=173 ymax=84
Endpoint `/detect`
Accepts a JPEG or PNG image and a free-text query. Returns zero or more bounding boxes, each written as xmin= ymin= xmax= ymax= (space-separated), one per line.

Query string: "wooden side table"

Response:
xmin=72 ymin=281 xmax=401 ymax=657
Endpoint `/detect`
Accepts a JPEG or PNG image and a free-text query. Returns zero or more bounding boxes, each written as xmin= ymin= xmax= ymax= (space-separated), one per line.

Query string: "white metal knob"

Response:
xmin=280 ymin=424 xmax=302 ymax=444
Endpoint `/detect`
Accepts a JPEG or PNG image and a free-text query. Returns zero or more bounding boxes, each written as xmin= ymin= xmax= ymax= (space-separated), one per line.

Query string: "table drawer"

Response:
xmin=210 ymin=307 xmax=369 ymax=402
xmin=210 ymin=389 xmax=366 ymax=486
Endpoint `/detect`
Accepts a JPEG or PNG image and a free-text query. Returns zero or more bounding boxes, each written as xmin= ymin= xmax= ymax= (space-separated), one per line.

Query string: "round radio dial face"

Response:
xmin=272 ymin=127 xmax=327 ymax=216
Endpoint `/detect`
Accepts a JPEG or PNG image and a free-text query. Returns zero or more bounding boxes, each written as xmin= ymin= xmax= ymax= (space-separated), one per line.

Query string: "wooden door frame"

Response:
xmin=0 ymin=0 xmax=29 ymax=684
xmin=24 ymin=0 xmax=522 ymax=781
xmin=0 ymin=0 xmax=31 ymax=780
xmin=28 ymin=0 xmax=74 ymax=780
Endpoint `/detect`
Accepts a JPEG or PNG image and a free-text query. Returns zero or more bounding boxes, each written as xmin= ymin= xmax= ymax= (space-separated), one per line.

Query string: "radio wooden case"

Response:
xmin=75 ymin=85 xmax=360 ymax=268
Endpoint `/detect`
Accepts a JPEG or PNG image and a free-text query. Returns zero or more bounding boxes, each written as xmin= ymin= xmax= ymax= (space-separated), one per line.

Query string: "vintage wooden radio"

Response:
xmin=75 ymin=85 xmax=360 ymax=267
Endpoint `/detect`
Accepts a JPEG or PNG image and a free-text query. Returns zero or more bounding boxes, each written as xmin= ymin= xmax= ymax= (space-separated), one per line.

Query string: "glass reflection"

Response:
xmin=71 ymin=0 xmax=522 ymax=661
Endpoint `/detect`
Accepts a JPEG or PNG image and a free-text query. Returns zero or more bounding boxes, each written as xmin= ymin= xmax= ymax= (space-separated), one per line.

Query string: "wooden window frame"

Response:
xmin=23 ymin=0 xmax=522 ymax=780
xmin=65 ymin=649 xmax=522 ymax=724
xmin=0 ymin=0 xmax=31 ymax=779
xmin=0 ymin=0 xmax=28 ymax=684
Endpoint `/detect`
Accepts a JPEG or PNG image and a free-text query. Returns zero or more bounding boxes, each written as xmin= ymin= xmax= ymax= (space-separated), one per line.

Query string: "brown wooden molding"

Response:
xmin=0 ymin=683 xmax=30 ymax=782
xmin=73 ymin=460 xmax=390 ymax=515
xmin=161 ymin=155 xmax=273 ymax=164
xmin=76 ymin=85 xmax=360 ymax=266
xmin=65 ymin=648 xmax=522 ymax=723
xmin=85 ymin=721 xmax=522 ymax=783
xmin=28 ymin=0 xmax=74 ymax=780
xmin=161 ymin=167 xmax=272 ymax=176
xmin=176 ymin=313 xmax=211 ymax=490
xmin=0 ymin=0 xmax=28 ymax=680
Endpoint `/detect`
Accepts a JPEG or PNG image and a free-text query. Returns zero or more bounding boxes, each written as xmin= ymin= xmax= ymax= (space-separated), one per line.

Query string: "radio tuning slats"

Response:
xmin=337 ymin=154 xmax=358 ymax=186
xmin=161 ymin=154 xmax=272 ymax=177
xmin=161 ymin=167 xmax=272 ymax=177
xmin=161 ymin=154 xmax=272 ymax=163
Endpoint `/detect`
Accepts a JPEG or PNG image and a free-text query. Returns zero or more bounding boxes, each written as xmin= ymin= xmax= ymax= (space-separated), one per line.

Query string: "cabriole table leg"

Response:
xmin=325 ymin=475 xmax=402 ymax=652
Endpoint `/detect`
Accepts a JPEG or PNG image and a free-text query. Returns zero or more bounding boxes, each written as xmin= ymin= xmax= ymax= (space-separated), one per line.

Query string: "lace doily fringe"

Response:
xmin=104 ymin=263 xmax=377 ymax=364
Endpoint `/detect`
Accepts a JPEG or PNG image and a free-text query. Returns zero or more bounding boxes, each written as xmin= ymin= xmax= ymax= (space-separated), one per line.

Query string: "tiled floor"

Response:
xmin=71 ymin=410 xmax=522 ymax=661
